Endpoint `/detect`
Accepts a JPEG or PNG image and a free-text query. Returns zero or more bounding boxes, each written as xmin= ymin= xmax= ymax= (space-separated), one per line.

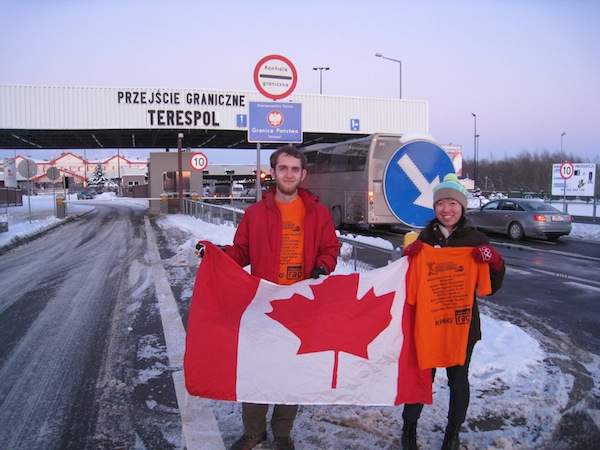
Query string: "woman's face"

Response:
xmin=434 ymin=198 xmax=462 ymax=229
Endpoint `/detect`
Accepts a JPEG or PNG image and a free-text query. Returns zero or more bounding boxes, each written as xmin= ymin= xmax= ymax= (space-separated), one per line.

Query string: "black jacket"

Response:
xmin=417 ymin=216 xmax=505 ymax=345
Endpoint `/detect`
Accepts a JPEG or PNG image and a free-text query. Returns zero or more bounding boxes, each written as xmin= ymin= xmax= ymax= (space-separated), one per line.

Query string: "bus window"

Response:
xmin=316 ymin=152 xmax=331 ymax=173
xmin=348 ymin=154 xmax=366 ymax=171
xmin=330 ymin=154 xmax=348 ymax=172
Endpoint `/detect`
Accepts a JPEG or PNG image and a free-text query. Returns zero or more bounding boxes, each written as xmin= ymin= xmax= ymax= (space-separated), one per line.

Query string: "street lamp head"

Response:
xmin=471 ymin=113 xmax=476 ymax=117
xmin=561 ymin=132 xmax=566 ymax=137
xmin=375 ymin=53 xmax=383 ymax=57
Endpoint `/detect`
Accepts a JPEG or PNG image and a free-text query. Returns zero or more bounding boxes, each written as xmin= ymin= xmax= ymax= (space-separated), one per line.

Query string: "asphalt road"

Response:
xmin=0 ymin=202 xmax=179 ymax=450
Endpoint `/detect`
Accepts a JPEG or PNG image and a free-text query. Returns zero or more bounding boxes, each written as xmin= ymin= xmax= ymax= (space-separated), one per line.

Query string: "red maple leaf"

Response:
xmin=266 ymin=273 xmax=395 ymax=389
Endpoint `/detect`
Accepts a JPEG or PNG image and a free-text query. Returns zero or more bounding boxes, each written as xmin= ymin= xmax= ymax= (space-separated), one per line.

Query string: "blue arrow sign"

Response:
xmin=383 ymin=140 xmax=455 ymax=228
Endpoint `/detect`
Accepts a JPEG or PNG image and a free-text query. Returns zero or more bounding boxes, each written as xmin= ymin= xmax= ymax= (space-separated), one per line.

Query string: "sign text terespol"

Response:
xmin=117 ymin=89 xmax=246 ymax=128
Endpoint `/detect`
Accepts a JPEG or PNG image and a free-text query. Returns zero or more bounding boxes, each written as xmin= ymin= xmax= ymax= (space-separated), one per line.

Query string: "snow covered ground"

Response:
xmin=2 ymin=195 xmax=599 ymax=447
xmin=156 ymin=214 xmax=596 ymax=449
xmin=0 ymin=192 xmax=147 ymax=248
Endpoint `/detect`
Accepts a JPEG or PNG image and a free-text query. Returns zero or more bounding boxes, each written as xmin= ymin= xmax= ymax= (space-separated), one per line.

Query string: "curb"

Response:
xmin=0 ymin=208 xmax=95 ymax=256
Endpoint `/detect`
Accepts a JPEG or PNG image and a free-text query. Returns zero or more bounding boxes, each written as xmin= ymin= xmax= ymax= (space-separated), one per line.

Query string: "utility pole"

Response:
xmin=471 ymin=113 xmax=477 ymax=186
xmin=177 ymin=133 xmax=183 ymax=212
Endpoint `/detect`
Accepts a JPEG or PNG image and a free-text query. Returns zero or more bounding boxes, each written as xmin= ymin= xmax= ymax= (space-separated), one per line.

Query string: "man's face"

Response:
xmin=270 ymin=153 xmax=306 ymax=196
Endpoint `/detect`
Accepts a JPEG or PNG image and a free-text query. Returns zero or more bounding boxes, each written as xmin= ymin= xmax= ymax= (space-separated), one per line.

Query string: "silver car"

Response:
xmin=466 ymin=198 xmax=572 ymax=241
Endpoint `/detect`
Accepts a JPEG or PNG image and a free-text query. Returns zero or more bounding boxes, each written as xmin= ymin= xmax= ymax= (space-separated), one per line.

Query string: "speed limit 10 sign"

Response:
xmin=560 ymin=161 xmax=574 ymax=179
xmin=190 ymin=152 xmax=208 ymax=171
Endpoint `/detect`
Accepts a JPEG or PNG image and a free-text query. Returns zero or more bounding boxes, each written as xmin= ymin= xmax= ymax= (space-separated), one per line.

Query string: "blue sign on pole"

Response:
xmin=350 ymin=118 xmax=360 ymax=131
xmin=236 ymin=114 xmax=247 ymax=128
xmin=383 ymin=140 xmax=455 ymax=228
xmin=248 ymin=102 xmax=302 ymax=143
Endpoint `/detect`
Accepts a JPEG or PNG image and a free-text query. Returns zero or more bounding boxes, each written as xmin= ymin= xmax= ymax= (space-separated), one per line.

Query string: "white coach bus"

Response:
xmin=299 ymin=134 xmax=456 ymax=229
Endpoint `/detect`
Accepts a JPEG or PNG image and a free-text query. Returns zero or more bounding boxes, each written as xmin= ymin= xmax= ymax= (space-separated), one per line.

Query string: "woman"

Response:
xmin=401 ymin=173 xmax=505 ymax=450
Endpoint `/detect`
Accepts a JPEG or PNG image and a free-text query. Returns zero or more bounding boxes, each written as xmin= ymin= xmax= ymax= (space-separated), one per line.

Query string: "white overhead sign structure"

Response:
xmin=551 ymin=163 xmax=596 ymax=197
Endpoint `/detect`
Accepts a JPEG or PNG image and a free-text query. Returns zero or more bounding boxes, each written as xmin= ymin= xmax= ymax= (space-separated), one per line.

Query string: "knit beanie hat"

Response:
xmin=433 ymin=173 xmax=468 ymax=210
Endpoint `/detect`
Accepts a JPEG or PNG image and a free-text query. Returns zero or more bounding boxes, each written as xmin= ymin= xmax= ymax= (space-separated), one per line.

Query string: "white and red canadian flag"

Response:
xmin=184 ymin=242 xmax=432 ymax=406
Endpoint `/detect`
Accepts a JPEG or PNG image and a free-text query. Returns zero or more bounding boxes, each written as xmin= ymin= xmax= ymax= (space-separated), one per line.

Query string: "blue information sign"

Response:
xmin=248 ymin=101 xmax=302 ymax=143
xmin=383 ymin=140 xmax=455 ymax=228
xmin=236 ymin=114 xmax=247 ymax=128
xmin=350 ymin=118 xmax=360 ymax=131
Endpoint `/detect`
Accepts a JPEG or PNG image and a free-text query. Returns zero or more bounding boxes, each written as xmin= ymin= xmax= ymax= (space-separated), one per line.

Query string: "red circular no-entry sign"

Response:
xmin=253 ymin=54 xmax=298 ymax=100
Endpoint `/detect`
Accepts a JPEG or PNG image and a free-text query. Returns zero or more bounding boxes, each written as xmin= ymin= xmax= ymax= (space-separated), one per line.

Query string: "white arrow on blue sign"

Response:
xmin=383 ymin=140 xmax=455 ymax=228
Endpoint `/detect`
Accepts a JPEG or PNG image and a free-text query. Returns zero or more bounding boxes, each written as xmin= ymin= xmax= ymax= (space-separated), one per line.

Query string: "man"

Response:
xmin=200 ymin=145 xmax=339 ymax=450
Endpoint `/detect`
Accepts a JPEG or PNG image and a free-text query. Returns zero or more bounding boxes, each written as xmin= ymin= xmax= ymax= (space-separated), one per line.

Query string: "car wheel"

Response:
xmin=508 ymin=221 xmax=524 ymax=240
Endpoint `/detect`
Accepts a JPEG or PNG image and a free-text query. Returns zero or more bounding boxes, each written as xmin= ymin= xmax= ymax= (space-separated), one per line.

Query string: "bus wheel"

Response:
xmin=332 ymin=206 xmax=343 ymax=229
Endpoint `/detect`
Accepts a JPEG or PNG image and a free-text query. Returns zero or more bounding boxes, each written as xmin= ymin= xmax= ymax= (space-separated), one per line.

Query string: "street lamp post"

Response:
xmin=312 ymin=67 xmax=330 ymax=94
xmin=83 ymin=149 xmax=87 ymax=187
xmin=375 ymin=53 xmax=402 ymax=99
xmin=471 ymin=113 xmax=477 ymax=186
xmin=560 ymin=131 xmax=567 ymax=213
xmin=475 ymin=133 xmax=480 ymax=187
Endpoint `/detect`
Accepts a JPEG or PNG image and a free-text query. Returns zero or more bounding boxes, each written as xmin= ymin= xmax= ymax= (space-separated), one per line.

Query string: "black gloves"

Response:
xmin=195 ymin=242 xmax=205 ymax=257
xmin=311 ymin=266 xmax=328 ymax=279
xmin=195 ymin=242 xmax=227 ymax=258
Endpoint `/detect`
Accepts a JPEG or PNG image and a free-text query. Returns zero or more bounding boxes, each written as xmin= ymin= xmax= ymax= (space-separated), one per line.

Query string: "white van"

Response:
xmin=232 ymin=183 xmax=244 ymax=198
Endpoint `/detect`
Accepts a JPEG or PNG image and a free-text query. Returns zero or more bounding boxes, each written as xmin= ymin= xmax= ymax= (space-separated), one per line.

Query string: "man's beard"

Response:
xmin=276 ymin=179 xmax=300 ymax=196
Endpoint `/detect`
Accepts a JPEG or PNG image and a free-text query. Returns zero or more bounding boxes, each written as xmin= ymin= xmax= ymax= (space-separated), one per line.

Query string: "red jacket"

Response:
xmin=224 ymin=188 xmax=340 ymax=283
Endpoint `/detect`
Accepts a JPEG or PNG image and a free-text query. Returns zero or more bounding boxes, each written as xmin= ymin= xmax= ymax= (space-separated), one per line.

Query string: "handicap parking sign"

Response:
xmin=383 ymin=140 xmax=455 ymax=228
xmin=350 ymin=118 xmax=360 ymax=131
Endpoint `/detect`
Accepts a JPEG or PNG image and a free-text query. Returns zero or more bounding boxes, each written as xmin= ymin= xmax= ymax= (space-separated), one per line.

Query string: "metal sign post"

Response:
xmin=46 ymin=167 xmax=60 ymax=217
xmin=256 ymin=143 xmax=262 ymax=202
xmin=189 ymin=152 xmax=208 ymax=202
xmin=17 ymin=158 xmax=38 ymax=223
xmin=251 ymin=54 xmax=300 ymax=203
xmin=559 ymin=161 xmax=574 ymax=213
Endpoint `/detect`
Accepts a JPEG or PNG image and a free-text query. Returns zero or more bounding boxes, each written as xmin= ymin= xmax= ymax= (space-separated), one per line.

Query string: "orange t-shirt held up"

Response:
xmin=276 ymin=196 xmax=305 ymax=285
xmin=407 ymin=243 xmax=492 ymax=369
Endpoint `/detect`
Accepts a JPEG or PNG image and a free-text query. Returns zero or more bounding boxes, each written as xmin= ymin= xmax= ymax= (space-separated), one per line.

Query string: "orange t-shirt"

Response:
xmin=407 ymin=243 xmax=492 ymax=369
xmin=276 ymin=196 xmax=305 ymax=285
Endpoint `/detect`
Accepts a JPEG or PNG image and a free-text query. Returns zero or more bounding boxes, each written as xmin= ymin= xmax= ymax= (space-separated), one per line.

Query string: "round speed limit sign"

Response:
xmin=190 ymin=152 xmax=208 ymax=171
xmin=560 ymin=161 xmax=574 ymax=179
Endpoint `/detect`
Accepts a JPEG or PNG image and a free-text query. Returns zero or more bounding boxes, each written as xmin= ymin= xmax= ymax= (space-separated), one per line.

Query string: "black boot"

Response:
xmin=401 ymin=421 xmax=418 ymax=450
xmin=441 ymin=423 xmax=460 ymax=450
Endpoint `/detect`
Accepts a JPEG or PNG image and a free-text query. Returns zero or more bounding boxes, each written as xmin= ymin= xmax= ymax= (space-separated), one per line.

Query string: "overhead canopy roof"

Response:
xmin=0 ymin=85 xmax=428 ymax=150
xmin=0 ymin=128 xmax=363 ymax=150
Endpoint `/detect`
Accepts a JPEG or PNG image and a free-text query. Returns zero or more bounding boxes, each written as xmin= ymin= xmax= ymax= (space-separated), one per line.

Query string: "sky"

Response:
xmin=1 ymin=0 xmax=599 ymax=163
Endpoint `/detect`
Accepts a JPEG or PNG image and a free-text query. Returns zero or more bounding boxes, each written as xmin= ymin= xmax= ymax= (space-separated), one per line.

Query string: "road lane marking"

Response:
xmin=491 ymin=240 xmax=600 ymax=263
xmin=144 ymin=217 xmax=225 ymax=450
xmin=506 ymin=267 xmax=533 ymax=275
xmin=516 ymin=265 xmax=600 ymax=289
xmin=564 ymin=281 xmax=600 ymax=293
